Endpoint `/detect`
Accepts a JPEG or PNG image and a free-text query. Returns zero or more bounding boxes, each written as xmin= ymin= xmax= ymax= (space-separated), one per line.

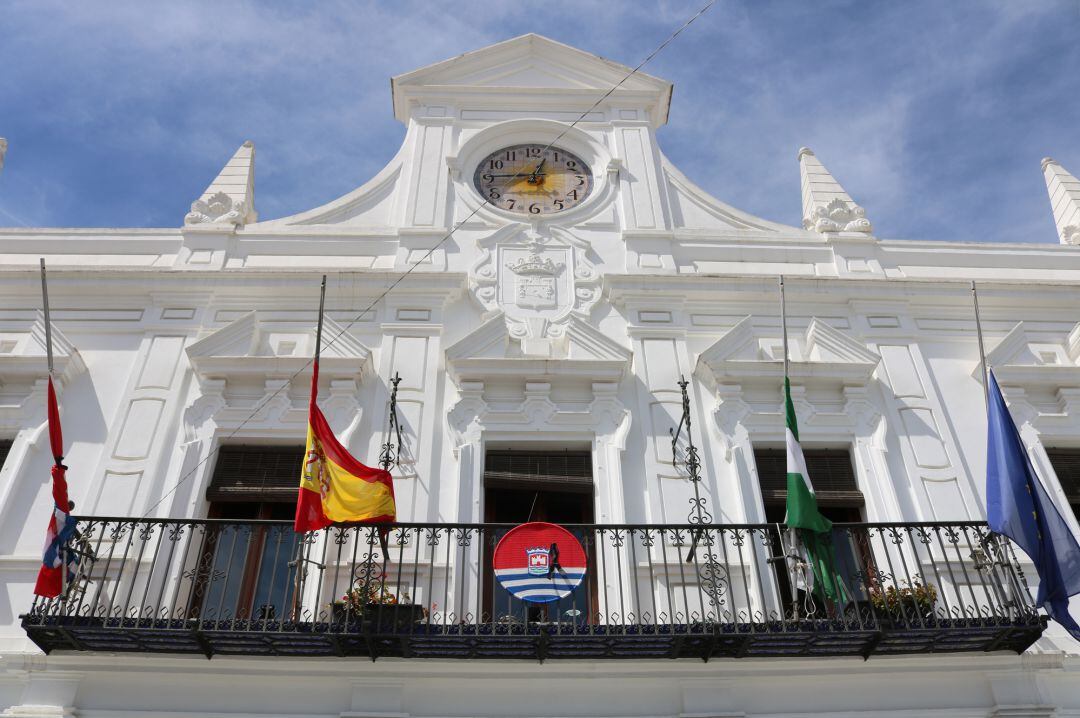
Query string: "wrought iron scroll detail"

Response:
xmin=379 ymin=372 xmax=404 ymax=472
xmin=669 ymin=375 xmax=726 ymax=608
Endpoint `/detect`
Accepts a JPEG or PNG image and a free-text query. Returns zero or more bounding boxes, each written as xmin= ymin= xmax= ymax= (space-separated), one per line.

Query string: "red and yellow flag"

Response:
xmin=294 ymin=361 xmax=396 ymax=532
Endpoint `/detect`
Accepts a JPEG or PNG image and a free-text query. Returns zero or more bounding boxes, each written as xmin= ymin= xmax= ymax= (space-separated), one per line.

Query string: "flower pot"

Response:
xmin=872 ymin=597 xmax=934 ymax=627
xmin=330 ymin=602 xmax=425 ymax=629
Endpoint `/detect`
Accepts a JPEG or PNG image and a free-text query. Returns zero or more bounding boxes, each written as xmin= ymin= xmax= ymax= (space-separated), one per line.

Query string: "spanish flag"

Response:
xmin=294 ymin=359 xmax=396 ymax=532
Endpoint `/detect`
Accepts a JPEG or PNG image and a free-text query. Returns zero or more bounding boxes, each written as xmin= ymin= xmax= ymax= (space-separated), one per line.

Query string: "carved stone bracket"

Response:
xmin=447 ymin=380 xmax=628 ymax=454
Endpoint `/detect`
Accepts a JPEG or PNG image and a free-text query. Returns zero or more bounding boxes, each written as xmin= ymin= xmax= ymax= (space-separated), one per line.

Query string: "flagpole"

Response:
xmin=40 ymin=258 xmax=54 ymax=377
xmin=780 ymin=275 xmax=789 ymax=379
xmin=778 ymin=275 xmax=801 ymax=615
xmin=39 ymin=257 xmax=64 ymax=597
xmin=971 ymin=280 xmax=990 ymax=410
xmin=315 ymin=275 xmax=327 ymax=363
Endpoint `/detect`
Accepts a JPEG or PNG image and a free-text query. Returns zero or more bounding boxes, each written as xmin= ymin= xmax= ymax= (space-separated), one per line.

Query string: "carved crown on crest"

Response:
xmin=507 ymin=253 xmax=561 ymax=276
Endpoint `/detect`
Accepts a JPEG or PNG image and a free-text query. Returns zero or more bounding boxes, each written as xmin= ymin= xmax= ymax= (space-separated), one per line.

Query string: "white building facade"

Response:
xmin=2 ymin=34 xmax=1080 ymax=717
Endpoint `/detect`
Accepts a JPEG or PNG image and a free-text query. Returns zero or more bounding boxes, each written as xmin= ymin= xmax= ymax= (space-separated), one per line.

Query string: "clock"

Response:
xmin=473 ymin=144 xmax=593 ymax=216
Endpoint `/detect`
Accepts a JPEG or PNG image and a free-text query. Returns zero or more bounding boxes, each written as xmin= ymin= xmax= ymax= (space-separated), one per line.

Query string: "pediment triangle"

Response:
xmin=187 ymin=311 xmax=260 ymax=359
xmin=985 ymin=322 xmax=1035 ymax=368
xmin=980 ymin=320 xmax=1080 ymax=371
xmin=445 ymin=313 xmax=511 ymax=362
xmin=0 ymin=310 xmax=86 ymax=382
xmin=804 ymin=318 xmax=880 ymax=366
xmin=697 ymin=316 xmax=878 ymax=386
xmin=697 ymin=316 xmax=759 ymax=366
xmin=564 ymin=315 xmax=632 ymax=362
xmin=446 ymin=59 xmax=599 ymax=90
xmin=187 ymin=311 xmax=371 ymax=361
xmin=318 ymin=316 xmax=372 ymax=360
xmin=975 ymin=320 xmax=1080 ymax=382
xmin=28 ymin=310 xmax=79 ymax=360
xmin=393 ymin=34 xmax=669 ymax=94
xmin=445 ymin=312 xmax=630 ymax=365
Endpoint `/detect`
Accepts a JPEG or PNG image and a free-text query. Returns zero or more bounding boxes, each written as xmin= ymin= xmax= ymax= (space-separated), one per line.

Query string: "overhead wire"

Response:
xmin=139 ymin=0 xmax=718 ymax=520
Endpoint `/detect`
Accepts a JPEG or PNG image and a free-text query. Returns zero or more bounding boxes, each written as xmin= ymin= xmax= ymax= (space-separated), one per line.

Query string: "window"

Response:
xmin=482 ymin=449 xmax=596 ymax=623
xmin=193 ymin=445 xmax=305 ymax=622
xmin=206 ymin=445 xmax=305 ymax=504
xmin=753 ymin=447 xmax=863 ymax=523
xmin=753 ymin=446 xmax=865 ymax=616
xmin=483 ymin=450 xmax=593 ymax=494
xmin=1045 ymin=448 xmax=1080 ymax=520
xmin=0 ymin=439 xmax=11 ymax=473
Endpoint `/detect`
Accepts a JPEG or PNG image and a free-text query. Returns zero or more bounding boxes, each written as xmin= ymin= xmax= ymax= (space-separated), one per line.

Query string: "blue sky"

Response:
xmin=1 ymin=0 xmax=1078 ymax=243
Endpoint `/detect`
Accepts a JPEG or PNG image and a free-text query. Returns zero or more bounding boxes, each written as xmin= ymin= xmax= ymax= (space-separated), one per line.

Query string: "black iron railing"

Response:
xmin=22 ymin=518 xmax=1044 ymax=660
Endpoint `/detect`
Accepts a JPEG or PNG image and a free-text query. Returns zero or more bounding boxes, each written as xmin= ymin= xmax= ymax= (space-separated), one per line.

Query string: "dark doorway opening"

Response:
xmin=754 ymin=446 xmax=868 ymax=619
xmin=482 ymin=449 xmax=596 ymax=624
xmin=190 ymin=445 xmax=304 ymax=622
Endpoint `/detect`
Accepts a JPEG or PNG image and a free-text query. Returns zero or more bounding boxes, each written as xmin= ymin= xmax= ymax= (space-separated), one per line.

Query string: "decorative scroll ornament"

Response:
xmin=1062 ymin=224 xmax=1080 ymax=246
xmin=805 ymin=198 xmax=873 ymax=234
xmin=670 ymin=375 xmax=727 ymax=608
xmin=185 ymin=191 xmax=247 ymax=226
xmin=379 ymin=372 xmax=405 ymax=471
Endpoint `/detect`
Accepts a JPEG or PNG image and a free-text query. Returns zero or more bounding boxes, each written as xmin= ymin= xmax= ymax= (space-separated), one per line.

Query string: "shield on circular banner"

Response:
xmin=493 ymin=522 xmax=587 ymax=604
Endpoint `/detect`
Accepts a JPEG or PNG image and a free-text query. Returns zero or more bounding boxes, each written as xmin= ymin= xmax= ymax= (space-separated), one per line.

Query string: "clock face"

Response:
xmin=473 ymin=144 xmax=593 ymax=216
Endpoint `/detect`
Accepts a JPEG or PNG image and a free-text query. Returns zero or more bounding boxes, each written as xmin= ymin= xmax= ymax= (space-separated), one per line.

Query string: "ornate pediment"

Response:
xmin=0 ymin=310 xmax=85 ymax=386
xmin=976 ymin=321 xmax=1080 ymax=387
xmin=186 ymin=311 xmax=372 ymax=385
xmin=391 ymin=34 xmax=672 ymax=125
xmin=695 ymin=315 xmax=879 ymax=387
xmin=445 ymin=311 xmax=630 ymax=385
xmin=0 ymin=311 xmax=85 ymax=432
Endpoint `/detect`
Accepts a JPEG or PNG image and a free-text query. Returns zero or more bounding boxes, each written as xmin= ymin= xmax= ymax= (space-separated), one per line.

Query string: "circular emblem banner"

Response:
xmin=493 ymin=522 xmax=587 ymax=603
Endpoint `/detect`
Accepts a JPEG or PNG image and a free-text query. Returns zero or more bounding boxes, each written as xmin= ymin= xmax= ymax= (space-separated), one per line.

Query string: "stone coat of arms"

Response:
xmin=469 ymin=225 xmax=600 ymax=341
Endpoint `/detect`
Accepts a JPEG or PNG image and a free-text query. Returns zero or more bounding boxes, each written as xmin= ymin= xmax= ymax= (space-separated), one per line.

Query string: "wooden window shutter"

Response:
xmin=753 ymin=447 xmax=863 ymax=508
xmin=207 ymin=445 xmax=305 ymax=503
xmin=1045 ymin=448 xmax=1080 ymax=514
xmin=483 ymin=450 xmax=593 ymax=491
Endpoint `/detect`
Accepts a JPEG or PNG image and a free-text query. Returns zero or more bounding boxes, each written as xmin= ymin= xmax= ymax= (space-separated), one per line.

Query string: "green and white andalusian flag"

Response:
xmin=784 ymin=376 xmax=845 ymax=603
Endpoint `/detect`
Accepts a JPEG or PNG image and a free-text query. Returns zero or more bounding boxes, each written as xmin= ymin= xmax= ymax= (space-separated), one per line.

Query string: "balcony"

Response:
xmin=22 ymin=518 xmax=1044 ymax=661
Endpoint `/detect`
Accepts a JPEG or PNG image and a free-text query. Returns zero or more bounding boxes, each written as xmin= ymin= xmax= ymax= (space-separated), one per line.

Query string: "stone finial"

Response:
xmin=1042 ymin=157 xmax=1080 ymax=246
xmin=798 ymin=147 xmax=873 ymax=235
xmin=0 ymin=138 xmax=7 ymax=174
xmin=184 ymin=141 xmax=257 ymax=227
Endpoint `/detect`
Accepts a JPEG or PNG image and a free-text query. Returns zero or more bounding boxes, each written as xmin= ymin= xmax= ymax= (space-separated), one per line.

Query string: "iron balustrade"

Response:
xmin=22 ymin=518 xmax=1045 ymax=660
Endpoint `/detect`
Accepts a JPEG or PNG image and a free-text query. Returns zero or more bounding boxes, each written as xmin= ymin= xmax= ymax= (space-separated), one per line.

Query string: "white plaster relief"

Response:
xmin=469 ymin=224 xmax=600 ymax=342
xmin=799 ymin=147 xmax=873 ymax=234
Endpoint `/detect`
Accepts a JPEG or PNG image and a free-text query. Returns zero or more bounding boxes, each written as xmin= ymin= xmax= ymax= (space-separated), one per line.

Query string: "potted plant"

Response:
xmin=330 ymin=582 xmax=426 ymax=628
xmin=868 ymin=575 xmax=938 ymax=626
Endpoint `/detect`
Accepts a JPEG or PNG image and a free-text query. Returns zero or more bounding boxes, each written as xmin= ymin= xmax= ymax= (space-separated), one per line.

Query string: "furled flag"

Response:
xmin=294 ymin=360 xmax=396 ymax=532
xmin=784 ymin=376 xmax=845 ymax=603
xmin=986 ymin=369 xmax=1080 ymax=640
xmin=34 ymin=377 xmax=78 ymax=597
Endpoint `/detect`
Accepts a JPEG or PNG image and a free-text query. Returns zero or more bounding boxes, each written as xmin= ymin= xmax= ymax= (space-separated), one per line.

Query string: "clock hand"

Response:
xmin=528 ymin=158 xmax=546 ymax=183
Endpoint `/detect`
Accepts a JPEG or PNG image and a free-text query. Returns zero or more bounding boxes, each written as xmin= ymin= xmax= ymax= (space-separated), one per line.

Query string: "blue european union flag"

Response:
xmin=987 ymin=369 xmax=1080 ymax=640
